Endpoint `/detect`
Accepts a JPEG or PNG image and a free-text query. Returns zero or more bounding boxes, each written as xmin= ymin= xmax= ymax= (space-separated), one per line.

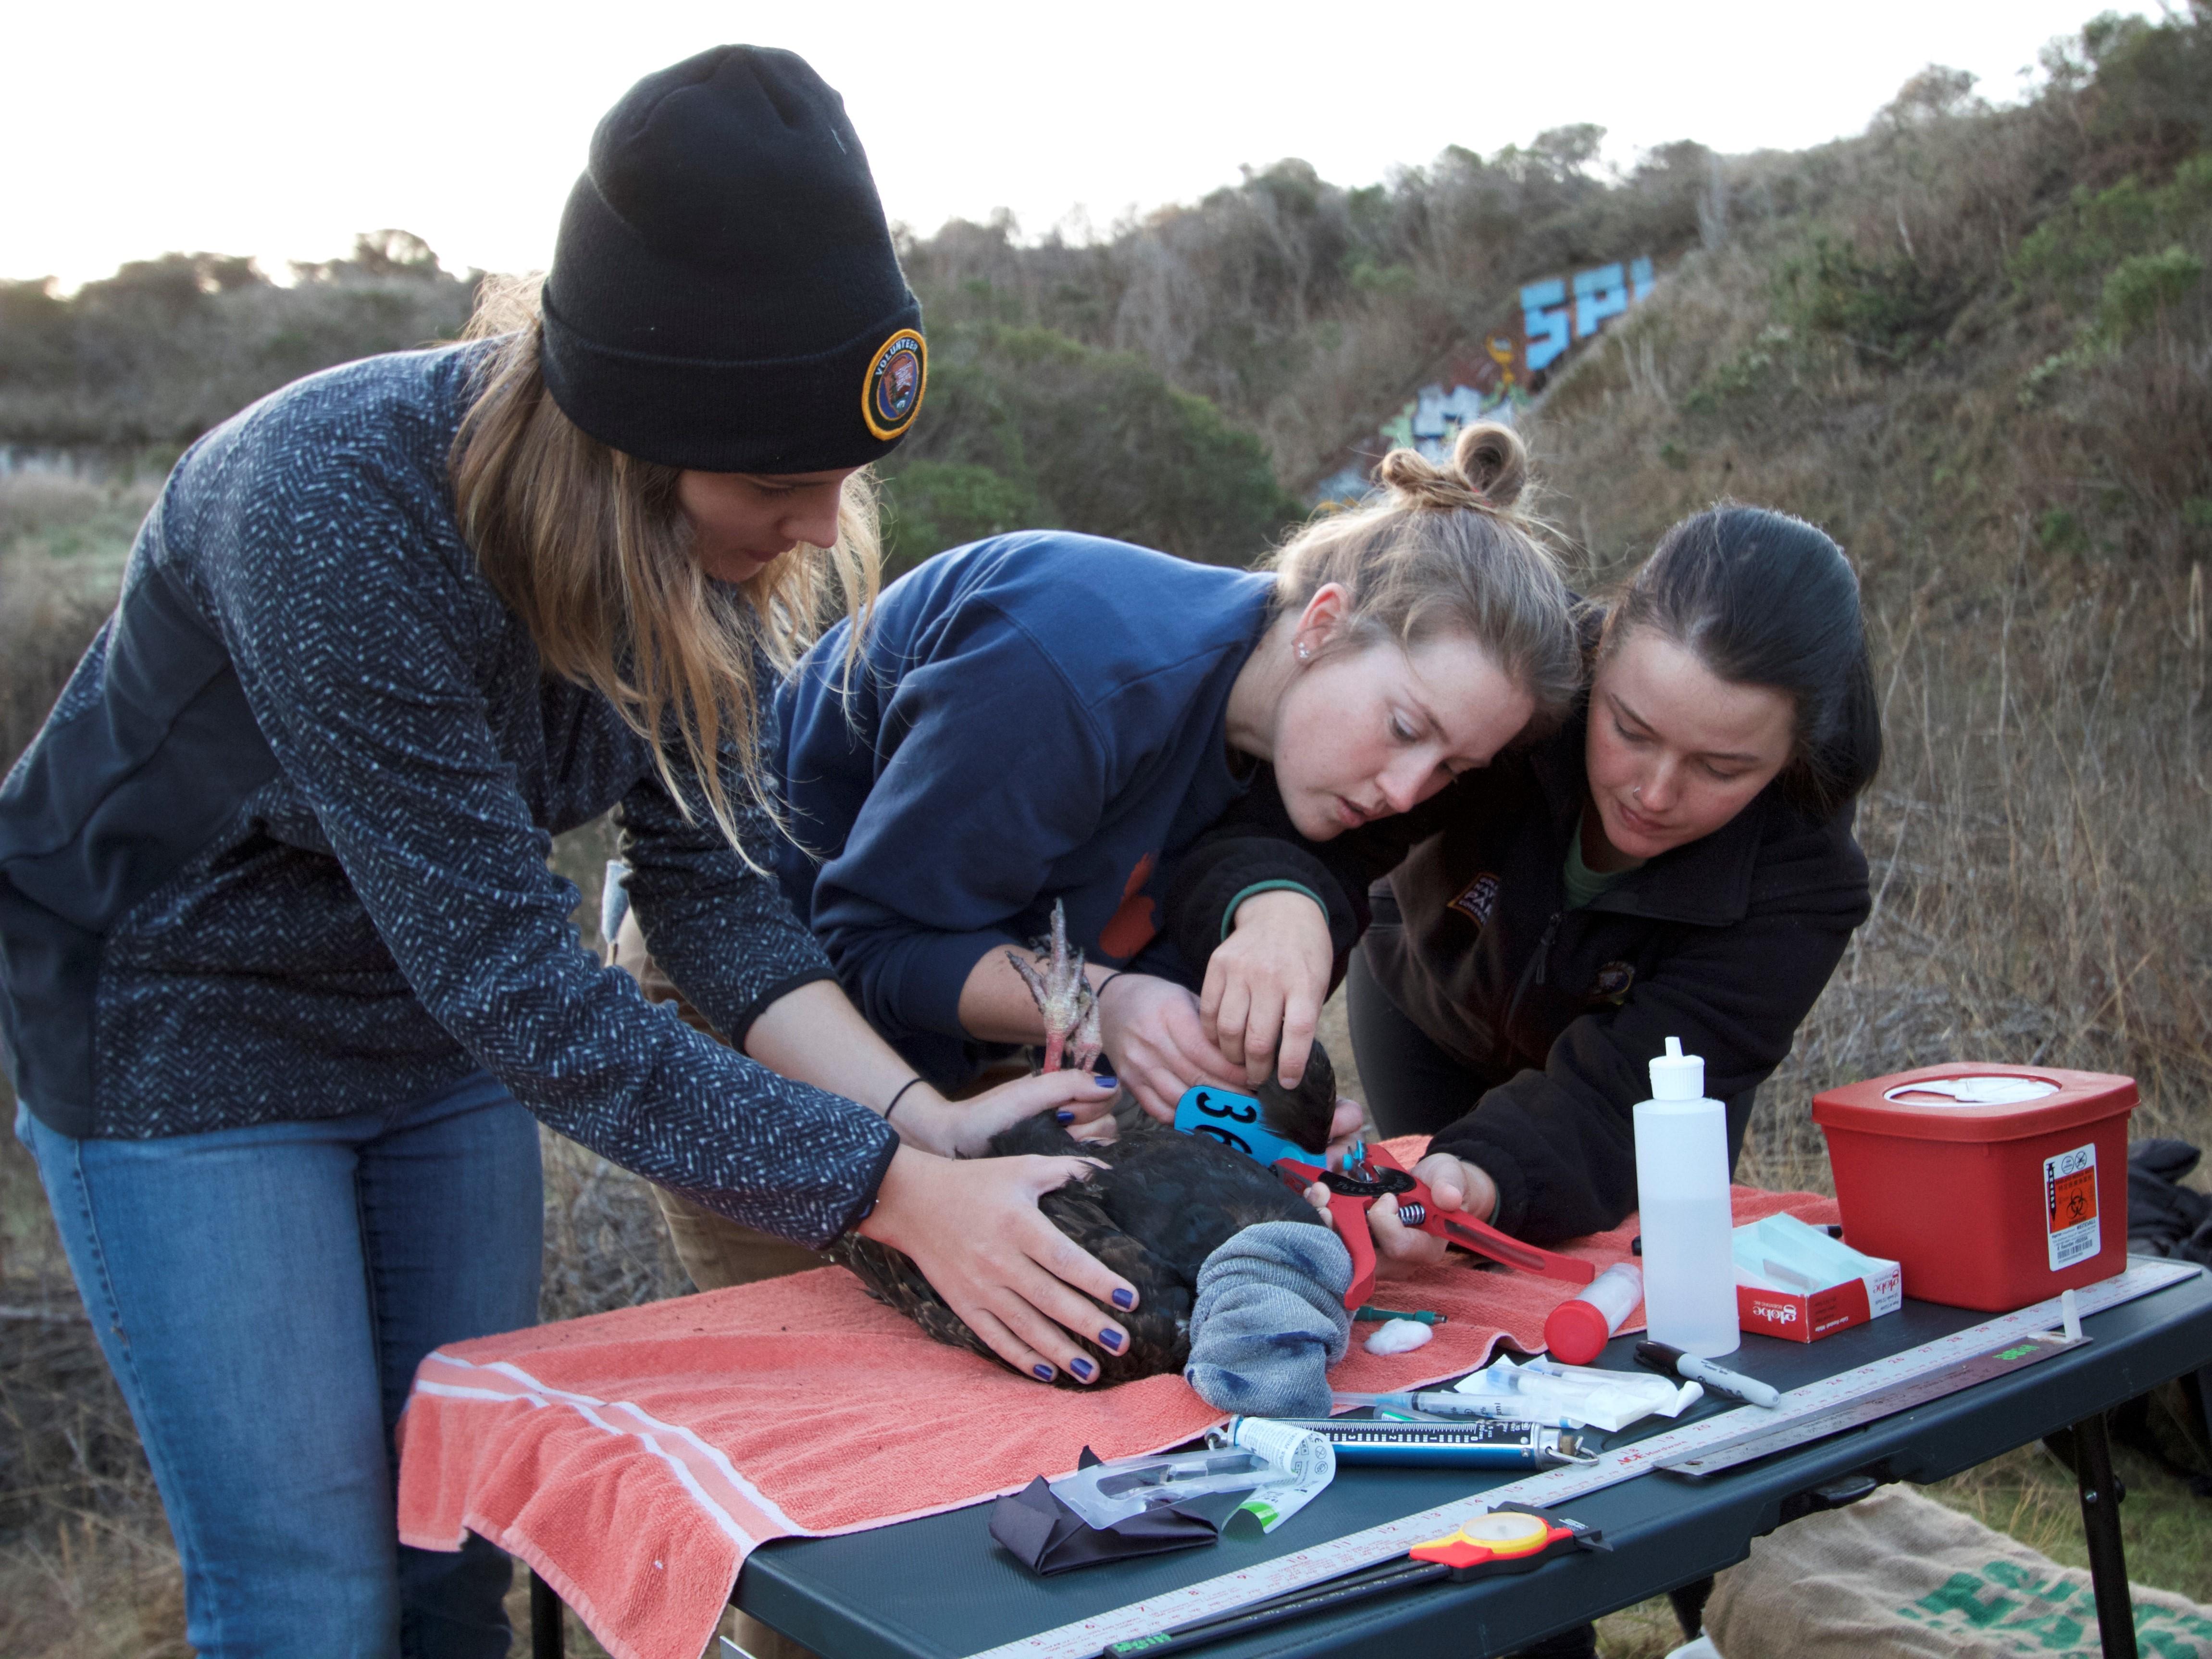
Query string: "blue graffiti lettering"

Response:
xmin=1575 ymin=263 xmax=1629 ymax=338
xmin=1521 ymin=277 xmax=1570 ymax=371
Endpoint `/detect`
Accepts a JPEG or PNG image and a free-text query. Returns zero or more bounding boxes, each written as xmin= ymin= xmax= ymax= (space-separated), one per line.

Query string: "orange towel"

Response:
xmin=396 ymin=1150 xmax=1835 ymax=1659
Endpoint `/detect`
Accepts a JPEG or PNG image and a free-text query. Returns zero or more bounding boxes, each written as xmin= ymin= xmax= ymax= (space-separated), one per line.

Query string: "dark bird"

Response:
xmin=827 ymin=904 xmax=1342 ymax=1385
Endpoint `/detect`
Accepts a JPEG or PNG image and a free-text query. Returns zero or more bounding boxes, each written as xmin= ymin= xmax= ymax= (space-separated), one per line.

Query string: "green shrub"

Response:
xmin=1682 ymin=325 xmax=1793 ymax=414
xmin=2010 ymin=159 xmax=2212 ymax=305
xmin=0 ymin=240 xmax=474 ymax=448
xmin=878 ymin=324 xmax=1303 ymax=570
xmin=2080 ymin=7 xmax=2212 ymax=153
xmin=1780 ymin=233 xmax=1962 ymax=358
xmin=2011 ymin=177 xmax=2162 ymax=299
xmin=879 ymin=462 xmax=1049 ymax=576
xmin=2094 ymin=246 xmax=2205 ymax=343
xmin=2037 ymin=508 xmax=2089 ymax=553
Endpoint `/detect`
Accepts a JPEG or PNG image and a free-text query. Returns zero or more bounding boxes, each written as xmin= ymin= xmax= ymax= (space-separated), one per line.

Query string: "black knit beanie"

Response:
xmin=540 ymin=46 xmax=925 ymax=474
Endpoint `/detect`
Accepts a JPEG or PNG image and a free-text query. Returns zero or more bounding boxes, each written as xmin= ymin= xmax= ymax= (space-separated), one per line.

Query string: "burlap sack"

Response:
xmin=1702 ymin=1485 xmax=2212 ymax=1657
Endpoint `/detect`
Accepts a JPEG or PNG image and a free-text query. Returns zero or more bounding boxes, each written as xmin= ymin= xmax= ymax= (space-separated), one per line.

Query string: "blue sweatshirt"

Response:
xmin=774 ymin=533 xmax=1276 ymax=1083
xmin=0 ymin=343 xmax=896 ymax=1247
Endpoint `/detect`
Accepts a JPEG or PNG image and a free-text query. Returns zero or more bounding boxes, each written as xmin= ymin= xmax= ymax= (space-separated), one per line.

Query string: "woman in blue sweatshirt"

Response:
xmin=774 ymin=424 xmax=1586 ymax=1121
xmin=0 ymin=51 xmax=1125 ymax=1659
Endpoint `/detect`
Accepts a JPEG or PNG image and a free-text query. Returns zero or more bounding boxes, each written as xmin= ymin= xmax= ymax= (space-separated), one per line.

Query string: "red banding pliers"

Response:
xmin=1276 ymin=1142 xmax=1597 ymax=1309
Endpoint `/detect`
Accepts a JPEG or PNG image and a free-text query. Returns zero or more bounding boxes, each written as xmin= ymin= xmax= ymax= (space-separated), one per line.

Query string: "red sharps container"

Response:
xmin=1811 ymin=1064 xmax=2137 ymax=1312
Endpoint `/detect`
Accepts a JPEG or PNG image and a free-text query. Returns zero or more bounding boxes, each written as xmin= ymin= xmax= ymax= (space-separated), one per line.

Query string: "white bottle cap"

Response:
xmin=1648 ymin=1036 xmax=1705 ymax=1101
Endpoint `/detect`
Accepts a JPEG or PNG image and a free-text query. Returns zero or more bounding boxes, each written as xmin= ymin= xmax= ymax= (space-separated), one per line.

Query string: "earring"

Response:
xmin=1296 ymin=642 xmax=1311 ymax=662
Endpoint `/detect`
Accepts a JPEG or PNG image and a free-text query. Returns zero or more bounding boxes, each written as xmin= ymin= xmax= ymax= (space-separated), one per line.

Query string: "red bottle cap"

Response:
xmin=1544 ymin=1297 xmax=1613 ymax=1365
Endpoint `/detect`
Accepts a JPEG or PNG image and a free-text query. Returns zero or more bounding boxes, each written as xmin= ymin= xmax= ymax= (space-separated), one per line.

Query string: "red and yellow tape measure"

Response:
xmin=1410 ymin=1510 xmax=1577 ymax=1570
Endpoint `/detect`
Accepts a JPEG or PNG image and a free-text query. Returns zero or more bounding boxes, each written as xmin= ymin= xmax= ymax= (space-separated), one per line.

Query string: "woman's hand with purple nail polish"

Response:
xmin=857 ymin=1148 xmax=1137 ymax=1385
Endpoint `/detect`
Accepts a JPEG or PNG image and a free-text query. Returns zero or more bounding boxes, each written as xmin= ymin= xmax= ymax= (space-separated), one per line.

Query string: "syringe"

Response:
xmin=1233 ymin=1416 xmax=1594 ymax=1468
xmin=1329 ymin=1389 xmax=1577 ymax=1427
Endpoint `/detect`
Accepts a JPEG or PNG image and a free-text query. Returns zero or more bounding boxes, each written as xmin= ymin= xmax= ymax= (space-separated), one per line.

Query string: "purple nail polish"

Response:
xmin=1099 ymin=1329 xmax=1124 ymax=1351
xmin=1112 ymin=1287 xmax=1135 ymax=1310
xmin=1095 ymin=1075 xmax=1118 ymax=1087
xmin=1055 ymin=1110 xmax=1074 ymax=1123
xmin=1033 ymin=1363 xmax=1055 ymax=1381
xmin=1070 ymin=1357 xmax=1096 ymax=1381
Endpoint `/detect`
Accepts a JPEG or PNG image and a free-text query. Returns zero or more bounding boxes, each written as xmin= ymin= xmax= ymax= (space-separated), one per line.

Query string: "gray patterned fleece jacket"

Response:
xmin=0 ymin=343 xmax=897 ymax=1247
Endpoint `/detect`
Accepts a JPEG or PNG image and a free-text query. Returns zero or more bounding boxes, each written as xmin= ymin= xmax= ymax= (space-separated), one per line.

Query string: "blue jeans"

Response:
xmin=17 ymin=1073 xmax=543 ymax=1659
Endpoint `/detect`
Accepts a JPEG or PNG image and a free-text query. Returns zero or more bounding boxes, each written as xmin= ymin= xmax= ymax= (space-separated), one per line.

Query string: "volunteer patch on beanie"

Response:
xmin=863 ymin=329 xmax=927 ymax=440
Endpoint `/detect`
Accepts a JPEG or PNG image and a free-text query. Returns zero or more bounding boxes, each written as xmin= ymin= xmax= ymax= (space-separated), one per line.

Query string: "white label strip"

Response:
xmin=962 ymin=1258 xmax=2200 ymax=1659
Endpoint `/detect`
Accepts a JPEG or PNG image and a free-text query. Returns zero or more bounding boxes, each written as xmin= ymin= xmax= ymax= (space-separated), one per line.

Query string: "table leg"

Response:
xmin=2068 ymin=1411 xmax=2137 ymax=1659
xmin=531 ymin=1568 xmax=567 ymax=1659
xmin=1666 ymin=1576 xmax=1715 ymax=1641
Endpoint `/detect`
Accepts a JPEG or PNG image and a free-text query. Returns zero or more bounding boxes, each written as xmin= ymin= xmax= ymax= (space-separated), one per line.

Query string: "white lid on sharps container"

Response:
xmin=1648 ymin=1036 xmax=1706 ymax=1101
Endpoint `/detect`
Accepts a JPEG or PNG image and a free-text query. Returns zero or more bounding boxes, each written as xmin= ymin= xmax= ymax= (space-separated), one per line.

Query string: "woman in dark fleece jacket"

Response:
xmin=0 ymin=50 xmax=1121 ymax=1659
xmin=1171 ymin=504 xmax=1879 ymax=1255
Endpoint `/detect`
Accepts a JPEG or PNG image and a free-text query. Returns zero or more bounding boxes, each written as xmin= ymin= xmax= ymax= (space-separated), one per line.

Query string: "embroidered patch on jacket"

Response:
xmin=1592 ymin=960 xmax=1636 ymax=1000
xmin=861 ymin=329 xmax=927 ymax=439
xmin=1447 ymin=873 xmax=1501 ymax=928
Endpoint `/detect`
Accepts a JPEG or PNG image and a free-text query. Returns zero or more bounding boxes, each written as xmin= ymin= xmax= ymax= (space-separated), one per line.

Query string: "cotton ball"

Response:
xmin=1363 ymin=1318 xmax=1433 ymax=1356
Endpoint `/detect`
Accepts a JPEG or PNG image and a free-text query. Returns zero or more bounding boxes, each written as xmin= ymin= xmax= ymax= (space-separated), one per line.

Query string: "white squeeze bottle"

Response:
xmin=1633 ymin=1037 xmax=1740 ymax=1357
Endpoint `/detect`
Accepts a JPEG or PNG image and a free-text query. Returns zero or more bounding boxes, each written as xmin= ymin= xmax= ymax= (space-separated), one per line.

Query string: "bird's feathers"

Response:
xmin=828 ymin=1083 xmax=1332 ymax=1386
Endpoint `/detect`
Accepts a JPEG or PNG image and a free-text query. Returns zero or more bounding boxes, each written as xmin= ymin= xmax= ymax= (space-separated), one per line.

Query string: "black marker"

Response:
xmin=1634 ymin=1340 xmax=1782 ymax=1409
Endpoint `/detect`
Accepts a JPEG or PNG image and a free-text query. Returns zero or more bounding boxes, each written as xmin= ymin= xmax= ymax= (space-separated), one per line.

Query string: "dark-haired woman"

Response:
xmin=1177 ymin=504 xmax=1878 ymax=1259
xmin=0 ymin=49 xmax=1122 ymax=1659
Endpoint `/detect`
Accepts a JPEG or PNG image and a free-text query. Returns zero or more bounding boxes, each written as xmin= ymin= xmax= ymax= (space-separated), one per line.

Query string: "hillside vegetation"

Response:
xmin=3 ymin=9 xmax=2212 ymax=1657
xmin=1523 ymin=14 xmax=2212 ymax=1186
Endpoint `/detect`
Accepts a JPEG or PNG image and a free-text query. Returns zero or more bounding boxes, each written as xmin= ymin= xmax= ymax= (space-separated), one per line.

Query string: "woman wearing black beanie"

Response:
xmin=0 ymin=48 xmax=1130 ymax=1658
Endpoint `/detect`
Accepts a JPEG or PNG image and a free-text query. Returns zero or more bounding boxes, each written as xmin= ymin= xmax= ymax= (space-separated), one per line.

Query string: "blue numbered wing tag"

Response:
xmin=1172 ymin=1085 xmax=1313 ymax=1169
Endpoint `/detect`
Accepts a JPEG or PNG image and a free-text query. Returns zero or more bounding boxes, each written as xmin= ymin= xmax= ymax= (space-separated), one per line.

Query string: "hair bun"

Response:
xmin=1453 ymin=421 xmax=1527 ymax=511
xmin=1374 ymin=421 xmax=1528 ymax=516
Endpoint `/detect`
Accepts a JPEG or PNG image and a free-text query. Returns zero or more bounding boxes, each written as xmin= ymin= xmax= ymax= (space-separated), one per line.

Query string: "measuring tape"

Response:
xmin=962 ymin=1258 xmax=2201 ymax=1659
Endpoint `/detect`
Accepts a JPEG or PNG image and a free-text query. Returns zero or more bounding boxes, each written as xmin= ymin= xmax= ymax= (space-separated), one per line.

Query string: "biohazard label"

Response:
xmin=2045 ymin=1143 xmax=2100 ymax=1271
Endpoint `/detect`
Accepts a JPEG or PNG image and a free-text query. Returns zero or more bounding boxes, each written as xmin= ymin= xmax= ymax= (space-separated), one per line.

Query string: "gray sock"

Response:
xmin=1184 ymin=1220 xmax=1354 ymax=1418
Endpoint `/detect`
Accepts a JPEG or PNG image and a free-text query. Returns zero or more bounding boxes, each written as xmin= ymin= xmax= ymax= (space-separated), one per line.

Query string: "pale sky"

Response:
xmin=3 ymin=0 xmax=2146 ymax=289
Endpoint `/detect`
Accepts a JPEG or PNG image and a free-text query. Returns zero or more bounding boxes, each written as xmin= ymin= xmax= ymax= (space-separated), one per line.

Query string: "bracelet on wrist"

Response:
xmin=1093 ymin=970 xmax=1130 ymax=1000
xmin=882 ymin=1076 xmax=926 ymax=1123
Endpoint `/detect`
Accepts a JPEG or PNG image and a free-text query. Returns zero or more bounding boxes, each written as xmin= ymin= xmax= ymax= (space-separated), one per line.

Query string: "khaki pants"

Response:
xmin=610 ymin=911 xmax=829 ymax=1294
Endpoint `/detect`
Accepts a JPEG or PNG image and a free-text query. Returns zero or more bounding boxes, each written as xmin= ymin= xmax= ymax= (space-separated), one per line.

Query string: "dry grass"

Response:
xmin=1735 ymin=554 xmax=2212 ymax=1193
xmin=1595 ymin=1597 xmax=1692 ymax=1657
xmin=0 ymin=1114 xmax=191 ymax=1659
xmin=1526 ymin=217 xmax=2212 ymax=1199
